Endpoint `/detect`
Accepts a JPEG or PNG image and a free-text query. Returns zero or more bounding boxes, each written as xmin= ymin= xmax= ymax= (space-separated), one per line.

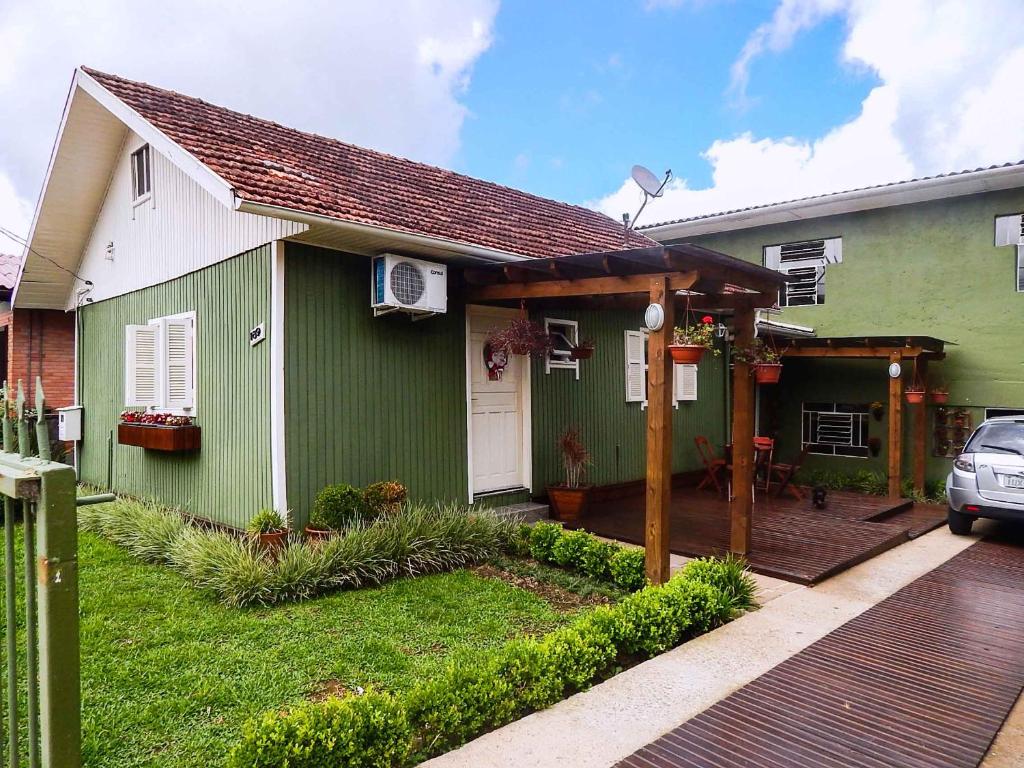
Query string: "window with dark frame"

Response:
xmin=802 ymin=402 xmax=870 ymax=457
xmin=131 ymin=145 xmax=151 ymax=201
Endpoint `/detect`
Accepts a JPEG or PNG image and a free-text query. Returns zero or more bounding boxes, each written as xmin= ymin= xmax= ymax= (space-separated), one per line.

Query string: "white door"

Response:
xmin=469 ymin=309 xmax=527 ymax=495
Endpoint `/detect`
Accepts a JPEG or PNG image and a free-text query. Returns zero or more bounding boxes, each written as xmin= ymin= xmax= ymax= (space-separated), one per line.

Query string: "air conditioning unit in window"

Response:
xmin=371 ymin=254 xmax=447 ymax=318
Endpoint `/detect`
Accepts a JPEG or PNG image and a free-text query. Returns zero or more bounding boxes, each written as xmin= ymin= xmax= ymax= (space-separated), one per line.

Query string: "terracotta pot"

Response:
xmin=304 ymin=525 xmax=334 ymax=542
xmin=931 ymin=391 xmax=949 ymax=404
xmin=569 ymin=346 xmax=594 ymax=361
xmin=752 ymin=363 xmax=783 ymax=384
xmin=257 ymin=530 xmax=288 ymax=555
xmin=668 ymin=345 xmax=705 ymax=365
xmin=547 ymin=484 xmax=593 ymax=524
xmin=905 ymin=390 xmax=925 ymax=405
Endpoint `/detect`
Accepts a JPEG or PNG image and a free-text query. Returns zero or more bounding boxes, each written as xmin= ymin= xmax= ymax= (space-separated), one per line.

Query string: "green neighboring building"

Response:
xmin=644 ymin=170 xmax=1024 ymax=488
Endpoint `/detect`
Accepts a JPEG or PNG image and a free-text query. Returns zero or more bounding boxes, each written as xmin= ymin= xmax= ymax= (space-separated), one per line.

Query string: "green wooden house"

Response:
xmin=16 ymin=67 xmax=740 ymax=530
xmin=644 ymin=167 xmax=1024 ymax=490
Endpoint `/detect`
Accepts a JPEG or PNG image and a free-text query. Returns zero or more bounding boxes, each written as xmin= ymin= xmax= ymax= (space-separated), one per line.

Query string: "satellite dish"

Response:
xmin=632 ymin=165 xmax=665 ymax=198
xmin=624 ymin=165 xmax=672 ymax=229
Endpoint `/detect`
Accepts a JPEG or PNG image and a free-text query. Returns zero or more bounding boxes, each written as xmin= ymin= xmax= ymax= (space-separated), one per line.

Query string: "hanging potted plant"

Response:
xmin=669 ymin=315 xmax=718 ymax=364
xmin=733 ymin=339 xmax=783 ymax=384
xmin=870 ymin=401 xmax=885 ymax=421
xmin=546 ymin=427 xmax=593 ymax=524
xmin=569 ymin=339 xmax=595 ymax=361
xmin=930 ymin=385 xmax=949 ymax=405
xmin=247 ymin=509 xmax=288 ymax=555
xmin=905 ymin=386 xmax=925 ymax=405
xmin=486 ymin=317 xmax=553 ymax=358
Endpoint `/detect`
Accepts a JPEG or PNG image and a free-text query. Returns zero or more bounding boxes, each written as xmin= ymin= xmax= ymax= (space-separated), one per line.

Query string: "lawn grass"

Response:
xmin=5 ymin=527 xmax=580 ymax=767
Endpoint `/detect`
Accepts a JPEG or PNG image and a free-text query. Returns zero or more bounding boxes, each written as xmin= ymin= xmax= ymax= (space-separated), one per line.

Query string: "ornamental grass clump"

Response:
xmin=679 ymin=553 xmax=758 ymax=614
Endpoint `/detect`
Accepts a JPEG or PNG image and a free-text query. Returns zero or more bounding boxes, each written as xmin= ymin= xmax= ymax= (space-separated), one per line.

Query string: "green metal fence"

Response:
xmin=0 ymin=379 xmax=80 ymax=768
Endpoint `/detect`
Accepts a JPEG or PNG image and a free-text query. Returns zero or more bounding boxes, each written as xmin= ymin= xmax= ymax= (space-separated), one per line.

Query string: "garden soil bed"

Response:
xmin=472 ymin=564 xmax=611 ymax=611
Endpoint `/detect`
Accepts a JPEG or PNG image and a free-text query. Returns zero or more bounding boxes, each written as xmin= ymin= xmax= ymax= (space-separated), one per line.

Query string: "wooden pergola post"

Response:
xmin=645 ymin=277 xmax=674 ymax=585
xmin=888 ymin=351 xmax=904 ymax=499
xmin=730 ymin=306 xmax=756 ymax=555
xmin=913 ymin=357 xmax=929 ymax=494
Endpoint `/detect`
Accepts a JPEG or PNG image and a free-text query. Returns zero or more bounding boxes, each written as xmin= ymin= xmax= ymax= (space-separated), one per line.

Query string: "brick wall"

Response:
xmin=0 ymin=308 xmax=75 ymax=408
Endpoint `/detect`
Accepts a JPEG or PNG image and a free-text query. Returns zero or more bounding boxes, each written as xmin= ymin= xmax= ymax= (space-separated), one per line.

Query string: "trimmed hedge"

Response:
xmin=228 ymin=558 xmax=752 ymax=768
xmin=524 ymin=521 xmax=647 ymax=592
xmin=79 ymin=499 xmax=515 ymax=607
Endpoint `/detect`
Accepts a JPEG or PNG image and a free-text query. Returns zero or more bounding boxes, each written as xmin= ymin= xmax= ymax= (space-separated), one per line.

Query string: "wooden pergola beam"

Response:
xmin=888 ymin=351 xmax=904 ymax=499
xmin=913 ymin=357 xmax=929 ymax=494
xmin=730 ymin=306 xmax=756 ymax=556
xmin=645 ymin=276 xmax=674 ymax=586
xmin=466 ymin=270 xmax=700 ymax=301
xmin=782 ymin=346 xmax=928 ymax=359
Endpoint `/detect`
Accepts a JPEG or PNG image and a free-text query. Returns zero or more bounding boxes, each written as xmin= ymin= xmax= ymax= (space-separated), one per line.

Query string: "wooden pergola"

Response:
xmin=776 ymin=335 xmax=948 ymax=498
xmin=463 ymin=244 xmax=787 ymax=585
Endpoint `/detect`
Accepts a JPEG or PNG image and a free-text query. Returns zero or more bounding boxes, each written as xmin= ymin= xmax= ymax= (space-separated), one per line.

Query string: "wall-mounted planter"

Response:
xmin=118 ymin=423 xmax=201 ymax=452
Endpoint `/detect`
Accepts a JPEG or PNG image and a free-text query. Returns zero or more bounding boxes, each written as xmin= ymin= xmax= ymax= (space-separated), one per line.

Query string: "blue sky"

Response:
xmin=2 ymin=0 xmax=1024 ymax=247
xmin=457 ymin=1 xmax=875 ymax=207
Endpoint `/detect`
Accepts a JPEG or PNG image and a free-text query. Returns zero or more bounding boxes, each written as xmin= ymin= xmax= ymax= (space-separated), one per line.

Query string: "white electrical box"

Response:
xmin=57 ymin=406 xmax=83 ymax=441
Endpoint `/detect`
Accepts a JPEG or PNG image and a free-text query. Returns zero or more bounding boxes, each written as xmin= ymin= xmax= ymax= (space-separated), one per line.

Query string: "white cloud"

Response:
xmin=0 ymin=0 xmax=499 ymax=246
xmin=596 ymin=0 xmax=1024 ymax=225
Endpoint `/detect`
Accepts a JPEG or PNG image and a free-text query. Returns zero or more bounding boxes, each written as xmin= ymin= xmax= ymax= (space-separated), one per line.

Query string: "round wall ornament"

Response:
xmin=644 ymin=303 xmax=665 ymax=332
xmin=888 ymin=361 xmax=902 ymax=379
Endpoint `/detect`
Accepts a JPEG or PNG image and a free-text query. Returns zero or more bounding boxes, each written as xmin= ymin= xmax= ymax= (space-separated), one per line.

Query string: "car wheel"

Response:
xmin=947 ymin=507 xmax=975 ymax=535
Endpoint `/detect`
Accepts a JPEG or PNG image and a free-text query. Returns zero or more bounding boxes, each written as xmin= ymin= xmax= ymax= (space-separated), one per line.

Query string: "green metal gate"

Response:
xmin=1 ymin=380 xmax=80 ymax=767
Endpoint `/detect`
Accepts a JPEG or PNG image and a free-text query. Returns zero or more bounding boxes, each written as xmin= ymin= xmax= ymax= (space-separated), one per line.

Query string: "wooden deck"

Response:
xmin=578 ymin=487 xmax=944 ymax=585
xmin=616 ymin=532 xmax=1024 ymax=768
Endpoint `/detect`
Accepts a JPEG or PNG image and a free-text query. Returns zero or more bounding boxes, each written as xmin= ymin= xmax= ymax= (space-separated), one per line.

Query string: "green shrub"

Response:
xmin=578 ymin=538 xmax=616 ymax=580
xmin=310 ymin=484 xmax=367 ymax=530
xmin=227 ymin=691 xmax=410 ymax=768
xmin=247 ymin=509 xmax=285 ymax=534
xmin=528 ymin=521 xmax=563 ymax=562
xmin=679 ymin=554 xmax=757 ymax=614
xmin=507 ymin=524 xmax=533 ymax=558
xmin=550 ymin=529 xmax=591 ymax=569
xmin=363 ymin=481 xmax=408 ymax=518
xmin=609 ymin=547 xmax=647 ymax=591
xmin=232 ymin=566 xmax=733 ymax=765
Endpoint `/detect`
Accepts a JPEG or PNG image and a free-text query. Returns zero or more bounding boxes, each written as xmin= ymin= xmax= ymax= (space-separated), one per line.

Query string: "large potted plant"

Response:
xmin=248 ymin=509 xmax=288 ymax=554
xmin=546 ymin=427 xmax=593 ymax=524
xmin=669 ymin=316 xmax=717 ymax=364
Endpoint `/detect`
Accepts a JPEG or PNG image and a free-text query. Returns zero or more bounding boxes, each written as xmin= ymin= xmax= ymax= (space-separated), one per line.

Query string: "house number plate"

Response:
xmin=249 ymin=323 xmax=266 ymax=346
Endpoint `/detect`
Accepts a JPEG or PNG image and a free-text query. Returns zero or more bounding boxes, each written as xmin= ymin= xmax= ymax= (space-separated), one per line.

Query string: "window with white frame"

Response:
xmin=764 ymin=237 xmax=841 ymax=307
xmin=624 ymin=330 xmax=697 ymax=407
xmin=544 ymin=317 xmax=580 ymax=379
xmin=130 ymin=144 xmax=152 ymax=202
xmin=802 ymin=402 xmax=869 ymax=457
xmin=125 ymin=312 xmax=196 ymax=413
xmin=993 ymin=215 xmax=1024 ymax=292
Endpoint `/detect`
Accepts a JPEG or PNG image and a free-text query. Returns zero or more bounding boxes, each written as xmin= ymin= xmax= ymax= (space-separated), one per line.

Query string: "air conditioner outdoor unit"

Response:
xmin=371 ymin=254 xmax=448 ymax=318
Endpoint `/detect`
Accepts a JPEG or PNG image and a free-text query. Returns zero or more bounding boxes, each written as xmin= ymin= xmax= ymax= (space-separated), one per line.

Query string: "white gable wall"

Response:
xmin=73 ymin=131 xmax=307 ymax=308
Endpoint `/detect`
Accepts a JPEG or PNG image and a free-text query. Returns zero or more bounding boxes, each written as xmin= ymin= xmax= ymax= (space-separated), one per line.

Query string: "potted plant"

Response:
xmin=870 ymin=401 xmax=885 ymax=421
xmin=363 ymin=480 xmax=408 ymax=518
xmin=248 ymin=509 xmax=288 ymax=554
xmin=486 ymin=318 xmax=553 ymax=358
xmin=669 ymin=315 xmax=718 ymax=364
xmin=931 ymin=385 xmax=949 ymax=404
xmin=546 ymin=427 xmax=593 ymax=524
xmin=905 ymin=386 xmax=925 ymax=404
xmin=733 ymin=339 xmax=782 ymax=384
xmin=569 ymin=339 xmax=595 ymax=361
xmin=305 ymin=483 xmax=366 ymax=540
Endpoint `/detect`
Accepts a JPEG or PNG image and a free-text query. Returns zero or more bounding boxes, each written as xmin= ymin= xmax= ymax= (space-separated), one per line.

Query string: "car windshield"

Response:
xmin=965 ymin=421 xmax=1024 ymax=455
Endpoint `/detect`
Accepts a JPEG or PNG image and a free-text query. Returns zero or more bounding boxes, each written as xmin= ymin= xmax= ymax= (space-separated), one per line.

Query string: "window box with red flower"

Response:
xmin=118 ymin=409 xmax=201 ymax=452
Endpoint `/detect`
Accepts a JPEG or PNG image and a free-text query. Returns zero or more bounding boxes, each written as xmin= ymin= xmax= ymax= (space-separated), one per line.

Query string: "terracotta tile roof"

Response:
xmin=83 ymin=68 xmax=654 ymax=259
xmin=0 ymin=254 xmax=20 ymax=290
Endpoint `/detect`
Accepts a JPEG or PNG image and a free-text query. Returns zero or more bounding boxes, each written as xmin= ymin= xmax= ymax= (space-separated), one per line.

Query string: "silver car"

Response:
xmin=946 ymin=416 xmax=1024 ymax=534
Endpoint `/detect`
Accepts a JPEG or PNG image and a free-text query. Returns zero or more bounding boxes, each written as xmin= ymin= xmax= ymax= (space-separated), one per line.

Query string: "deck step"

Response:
xmin=868 ymin=502 xmax=947 ymax=538
xmin=490 ymin=502 xmax=549 ymax=524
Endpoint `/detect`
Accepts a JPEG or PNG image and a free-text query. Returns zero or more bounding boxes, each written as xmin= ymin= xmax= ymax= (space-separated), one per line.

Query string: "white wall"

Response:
xmin=74 ymin=131 xmax=307 ymax=307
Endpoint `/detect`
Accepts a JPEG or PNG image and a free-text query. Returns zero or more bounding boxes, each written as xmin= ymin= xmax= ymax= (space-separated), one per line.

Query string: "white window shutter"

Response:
xmin=125 ymin=325 xmax=160 ymax=407
xmin=625 ymin=330 xmax=646 ymax=403
xmin=823 ymin=237 xmax=843 ymax=264
xmin=995 ymin=214 xmax=1024 ymax=247
xmin=161 ymin=317 xmax=194 ymax=409
xmin=763 ymin=245 xmax=781 ymax=271
xmin=675 ymin=364 xmax=697 ymax=402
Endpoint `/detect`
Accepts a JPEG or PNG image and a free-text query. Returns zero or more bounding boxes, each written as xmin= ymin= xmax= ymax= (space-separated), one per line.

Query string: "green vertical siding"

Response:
xmin=672 ymin=187 xmax=1024 ymax=484
xmin=530 ymin=308 xmax=728 ymax=491
xmin=284 ymin=244 xmax=469 ymax=527
xmin=79 ymin=246 xmax=273 ymax=527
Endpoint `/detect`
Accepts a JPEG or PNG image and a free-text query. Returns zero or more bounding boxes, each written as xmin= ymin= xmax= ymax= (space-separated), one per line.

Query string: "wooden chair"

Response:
xmin=694 ymin=436 xmax=729 ymax=495
xmin=753 ymin=436 xmax=775 ymax=492
xmin=769 ymin=446 xmax=810 ymax=500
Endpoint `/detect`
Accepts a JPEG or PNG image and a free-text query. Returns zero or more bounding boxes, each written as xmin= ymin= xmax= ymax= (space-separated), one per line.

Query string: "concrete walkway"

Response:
xmin=423 ymin=524 xmax=986 ymax=768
